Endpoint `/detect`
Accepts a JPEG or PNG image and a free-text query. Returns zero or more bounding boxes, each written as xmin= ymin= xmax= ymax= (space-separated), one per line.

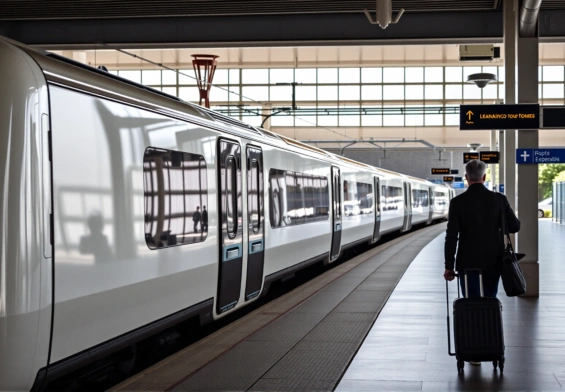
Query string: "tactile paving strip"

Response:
xmin=110 ymin=224 xmax=446 ymax=392
xmin=171 ymin=339 xmax=297 ymax=391
xmin=170 ymin=224 xmax=445 ymax=392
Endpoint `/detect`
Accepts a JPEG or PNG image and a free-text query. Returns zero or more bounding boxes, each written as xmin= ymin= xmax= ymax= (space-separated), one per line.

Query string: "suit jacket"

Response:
xmin=444 ymin=183 xmax=520 ymax=273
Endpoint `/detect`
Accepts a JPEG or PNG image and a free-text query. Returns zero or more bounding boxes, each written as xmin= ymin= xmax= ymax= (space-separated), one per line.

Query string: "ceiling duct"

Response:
xmin=520 ymin=0 xmax=542 ymax=37
xmin=364 ymin=0 xmax=405 ymax=29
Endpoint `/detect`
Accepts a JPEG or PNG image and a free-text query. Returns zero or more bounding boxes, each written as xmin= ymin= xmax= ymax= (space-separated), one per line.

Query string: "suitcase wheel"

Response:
xmin=457 ymin=360 xmax=464 ymax=373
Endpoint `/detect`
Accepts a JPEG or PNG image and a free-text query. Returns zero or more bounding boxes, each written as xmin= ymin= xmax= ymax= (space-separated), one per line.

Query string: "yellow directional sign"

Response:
xmin=462 ymin=151 xmax=500 ymax=164
xmin=431 ymin=168 xmax=450 ymax=175
xmin=480 ymin=151 xmax=500 ymax=164
xmin=463 ymin=152 xmax=480 ymax=163
xmin=460 ymin=104 xmax=539 ymax=130
xmin=443 ymin=176 xmax=455 ymax=182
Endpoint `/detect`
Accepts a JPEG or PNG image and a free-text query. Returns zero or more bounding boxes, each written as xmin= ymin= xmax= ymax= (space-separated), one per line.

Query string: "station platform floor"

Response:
xmin=110 ymin=220 xmax=565 ymax=392
xmin=337 ymin=218 xmax=565 ymax=392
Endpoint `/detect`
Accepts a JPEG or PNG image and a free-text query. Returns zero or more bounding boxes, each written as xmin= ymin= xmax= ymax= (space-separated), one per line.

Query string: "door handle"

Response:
xmin=250 ymin=240 xmax=263 ymax=254
xmin=223 ymin=244 xmax=242 ymax=261
xmin=226 ymin=248 xmax=239 ymax=259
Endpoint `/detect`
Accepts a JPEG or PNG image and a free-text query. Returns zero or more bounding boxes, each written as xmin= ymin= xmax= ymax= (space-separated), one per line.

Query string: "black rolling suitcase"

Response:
xmin=446 ymin=269 xmax=505 ymax=373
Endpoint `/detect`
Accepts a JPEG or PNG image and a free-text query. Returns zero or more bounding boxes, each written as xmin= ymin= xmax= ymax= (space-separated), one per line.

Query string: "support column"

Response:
xmin=499 ymin=130 xmax=505 ymax=193
xmin=503 ymin=0 xmax=517 ymax=211
xmin=490 ymin=130 xmax=497 ymax=191
xmin=516 ymin=31 xmax=540 ymax=297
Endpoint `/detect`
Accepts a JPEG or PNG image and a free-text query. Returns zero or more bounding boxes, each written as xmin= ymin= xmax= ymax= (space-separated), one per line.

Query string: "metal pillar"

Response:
xmin=499 ymin=130 xmax=505 ymax=193
xmin=515 ymin=6 xmax=540 ymax=297
xmin=503 ymin=0 xmax=517 ymax=211
xmin=490 ymin=130 xmax=497 ymax=191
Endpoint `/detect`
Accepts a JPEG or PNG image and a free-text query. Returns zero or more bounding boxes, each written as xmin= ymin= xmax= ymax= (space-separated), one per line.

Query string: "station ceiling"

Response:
xmin=0 ymin=1 xmax=505 ymax=19
xmin=1 ymin=1 xmax=565 ymax=20
xmin=0 ymin=1 xmax=564 ymax=48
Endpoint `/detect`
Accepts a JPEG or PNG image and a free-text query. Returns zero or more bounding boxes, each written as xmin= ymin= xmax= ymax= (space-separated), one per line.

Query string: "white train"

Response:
xmin=0 ymin=37 xmax=454 ymax=391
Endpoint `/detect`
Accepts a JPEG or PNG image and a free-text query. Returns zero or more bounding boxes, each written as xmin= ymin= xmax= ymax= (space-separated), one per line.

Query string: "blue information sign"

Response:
xmin=427 ymin=179 xmax=443 ymax=184
xmin=516 ymin=148 xmax=565 ymax=164
xmin=452 ymin=182 xmax=465 ymax=189
xmin=499 ymin=184 xmax=505 ymax=193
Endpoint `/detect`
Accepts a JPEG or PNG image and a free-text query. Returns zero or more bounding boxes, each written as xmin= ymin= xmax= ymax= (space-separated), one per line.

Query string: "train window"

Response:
xmin=303 ymin=174 xmax=315 ymax=220
xmin=412 ymin=189 xmax=429 ymax=208
xmin=226 ymin=156 xmax=238 ymax=239
xmin=381 ymin=185 xmax=403 ymax=211
xmin=269 ymin=169 xmax=329 ymax=228
xmin=249 ymin=159 xmax=261 ymax=234
xmin=294 ymin=173 xmax=307 ymax=225
xmin=343 ymin=181 xmax=373 ymax=216
xmin=333 ymin=172 xmax=341 ymax=220
xmin=434 ymin=191 xmax=448 ymax=208
xmin=143 ymin=147 xmax=207 ymax=249
xmin=316 ymin=177 xmax=330 ymax=220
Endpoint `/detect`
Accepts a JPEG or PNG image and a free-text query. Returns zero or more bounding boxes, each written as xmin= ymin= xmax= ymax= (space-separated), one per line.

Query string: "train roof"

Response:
xmin=4 ymin=36 xmax=443 ymax=187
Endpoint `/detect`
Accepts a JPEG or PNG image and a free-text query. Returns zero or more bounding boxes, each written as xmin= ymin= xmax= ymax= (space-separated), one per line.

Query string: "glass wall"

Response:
xmin=111 ymin=66 xmax=565 ymax=127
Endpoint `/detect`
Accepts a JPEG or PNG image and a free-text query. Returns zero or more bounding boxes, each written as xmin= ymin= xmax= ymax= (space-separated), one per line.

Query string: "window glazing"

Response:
xmin=111 ymin=65 xmax=565 ymax=127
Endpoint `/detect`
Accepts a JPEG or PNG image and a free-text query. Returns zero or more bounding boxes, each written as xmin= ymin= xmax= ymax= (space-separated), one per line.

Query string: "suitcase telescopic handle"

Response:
xmin=445 ymin=274 xmax=459 ymax=357
xmin=463 ymin=268 xmax=484 ymax=298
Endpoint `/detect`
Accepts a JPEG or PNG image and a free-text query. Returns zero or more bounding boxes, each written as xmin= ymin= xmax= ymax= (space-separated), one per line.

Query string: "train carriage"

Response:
xmin=0 ymin=37 xmax=451 ymax=391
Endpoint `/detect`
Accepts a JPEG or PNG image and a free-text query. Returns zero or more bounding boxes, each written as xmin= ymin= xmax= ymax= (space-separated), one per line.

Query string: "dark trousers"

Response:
xmin=193 ymin=221 xmax=199 ymax=233
xmin=459 ymin=270 xmax=500 ymax=298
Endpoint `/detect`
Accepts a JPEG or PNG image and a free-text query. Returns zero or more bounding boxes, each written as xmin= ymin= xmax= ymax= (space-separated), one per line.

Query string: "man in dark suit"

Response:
xmin=444 ymin=159 xmax=520 ymax=298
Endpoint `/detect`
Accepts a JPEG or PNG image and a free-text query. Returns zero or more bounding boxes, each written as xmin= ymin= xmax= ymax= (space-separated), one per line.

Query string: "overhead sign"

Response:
xmin=452 ymin=182 xmax=465 ymax=189
xmin=427 ymin=179 xmax=443 ymax=184
xmin=431 ymin=168 xmax=450 ymax=175
xmin=454 ymin=177 xmax=463 ymax=182
xmin=542 ymin=106 xmax=565 ymax=128
xmin=443 ymin=176 xmax=455 ymax=182
xmin=516 ymin=148 xmax=565 ymax=164
xmin=463 ymin=152 xmax=479 ymax=163
xmin=480 ymin=151 xmax=500 ymax=164
xmin=451 ymin=169 xmax=459 ymax=175
xmin=463 ymin=151 xmax=500 ymax=164
xmin=460 ymin=104 xmax=540 ymax=130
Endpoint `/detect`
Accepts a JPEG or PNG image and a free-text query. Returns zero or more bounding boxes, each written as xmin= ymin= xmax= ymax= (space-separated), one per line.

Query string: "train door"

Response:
xmin=217 ymin=139 xmax=243 ymax=314
xmin=373 ymin=176 xmax=381 ymax=243
xmin=330 ymin=166 xmax=342 ymax=261
xmin=245 ymin=146 xmax=264 ymax=301
xmin=402 ymin=182 xmax=413 ymax=232
xmin=427 ymin=187 xmax=434 ymax=224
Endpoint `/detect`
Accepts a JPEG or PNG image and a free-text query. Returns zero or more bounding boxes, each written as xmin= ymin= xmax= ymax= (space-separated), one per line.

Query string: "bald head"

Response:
xmin=465 ymin=159 xmax=486 ymax=183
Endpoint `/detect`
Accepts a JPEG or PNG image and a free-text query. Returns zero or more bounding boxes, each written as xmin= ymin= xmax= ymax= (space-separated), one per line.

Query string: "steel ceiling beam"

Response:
xmin=0 ymin=11 xmax=504 ymax=49
xmin=0 ymin=0 xmax=502 ymax=20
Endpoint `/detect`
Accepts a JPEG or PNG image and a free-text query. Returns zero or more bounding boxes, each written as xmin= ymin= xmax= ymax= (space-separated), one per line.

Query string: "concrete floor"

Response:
xmin=337 ymin=219 xmax=565 ymax=391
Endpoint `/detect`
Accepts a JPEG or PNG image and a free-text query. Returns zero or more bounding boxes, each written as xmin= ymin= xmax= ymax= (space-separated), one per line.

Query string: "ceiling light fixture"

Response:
xmin=466 ymin=73 xmax=497 ymax=88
